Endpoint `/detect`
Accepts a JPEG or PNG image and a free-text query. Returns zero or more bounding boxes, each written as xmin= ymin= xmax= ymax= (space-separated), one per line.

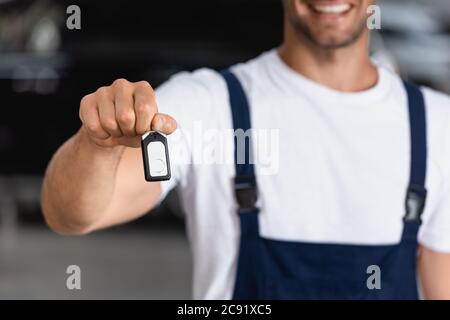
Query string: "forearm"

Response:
xmin=41 ymin=127 xmax=125 ymax=234
xmin=419 ymin=245 xmax=450 ymax=299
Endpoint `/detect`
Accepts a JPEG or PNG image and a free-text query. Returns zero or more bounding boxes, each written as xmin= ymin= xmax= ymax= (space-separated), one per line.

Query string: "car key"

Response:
xmin=141 ymin=131 xmax=171 ymax=181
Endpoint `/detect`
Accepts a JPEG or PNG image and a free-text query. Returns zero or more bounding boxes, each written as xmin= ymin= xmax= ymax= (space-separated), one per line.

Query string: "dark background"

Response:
xmin=0 ymin=0 xmax=449 ymax=299
xmin=0 ymin=0 xmax=282 ymax=175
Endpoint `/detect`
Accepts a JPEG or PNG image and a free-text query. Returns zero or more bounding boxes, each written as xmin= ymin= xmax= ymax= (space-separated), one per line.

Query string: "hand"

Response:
xmin=79 ymin=78 xmax=176 ymax=148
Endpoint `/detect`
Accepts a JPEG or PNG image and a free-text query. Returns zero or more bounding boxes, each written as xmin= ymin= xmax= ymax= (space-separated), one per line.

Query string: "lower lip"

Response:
xmin=308 ymin=4 xmax=353 ymax=22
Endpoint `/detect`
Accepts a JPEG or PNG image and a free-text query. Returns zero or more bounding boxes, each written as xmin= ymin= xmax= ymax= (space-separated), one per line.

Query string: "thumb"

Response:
xmin=150 ymin=113 xmax=177 ymax=135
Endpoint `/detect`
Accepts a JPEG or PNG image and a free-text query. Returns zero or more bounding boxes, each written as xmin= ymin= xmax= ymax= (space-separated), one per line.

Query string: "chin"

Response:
xmin=289 ymin=0 xmax=369 ymax=48
xmin=310 ymin=28 xmax=365 ymax=48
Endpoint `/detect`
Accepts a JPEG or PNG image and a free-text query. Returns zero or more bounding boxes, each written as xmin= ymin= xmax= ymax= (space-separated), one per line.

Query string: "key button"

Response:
xmin=152 ymin=158 xmax=165 ymax=174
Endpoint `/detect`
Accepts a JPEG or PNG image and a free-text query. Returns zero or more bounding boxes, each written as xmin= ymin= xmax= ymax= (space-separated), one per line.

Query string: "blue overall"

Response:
xmin=220 ymin=70 xmax=427 ymax=300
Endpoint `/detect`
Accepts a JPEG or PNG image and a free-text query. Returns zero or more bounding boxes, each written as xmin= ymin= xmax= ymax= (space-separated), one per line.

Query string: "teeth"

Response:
xmin=313 ymin=3 xmax=351 ymax=14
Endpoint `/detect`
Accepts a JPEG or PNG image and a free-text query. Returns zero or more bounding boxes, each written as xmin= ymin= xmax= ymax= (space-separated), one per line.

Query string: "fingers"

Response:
xmin=113 ymin=79 xmax=136 ymax=136
xmin=133 ymin=81 xmax=177 ymax=135
xmin=134 ymin=81 xmax=156 ymax=135
xmin=97 ymin=86 xmax=122 ymax=137
xmin=79 ymin=93 xmax=110 ymax=140
xmin=151 ymin=113 xmax=177 ymax=135
xmin=79 ymin=78 xmax=176 ymax=149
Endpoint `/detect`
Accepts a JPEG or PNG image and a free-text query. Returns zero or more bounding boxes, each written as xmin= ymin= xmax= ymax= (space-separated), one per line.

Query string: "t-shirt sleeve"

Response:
xmin=418 ymin=88 xmax=450 ymax=253
xmin=153 ymin=68 xmax=223 ymax=201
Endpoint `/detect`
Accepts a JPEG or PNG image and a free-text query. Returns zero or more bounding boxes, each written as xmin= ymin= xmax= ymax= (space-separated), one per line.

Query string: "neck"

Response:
xmin=278 ymin=26 xmax=378 ymax=92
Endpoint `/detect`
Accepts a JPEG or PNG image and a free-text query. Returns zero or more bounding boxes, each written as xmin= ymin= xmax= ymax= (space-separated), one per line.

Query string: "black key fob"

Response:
xmin=141 ymin=131 xmax=171 ymax=181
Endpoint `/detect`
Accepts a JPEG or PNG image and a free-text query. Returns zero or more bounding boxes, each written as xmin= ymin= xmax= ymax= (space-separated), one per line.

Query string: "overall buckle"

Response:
xmin=234 ymin=175 xmax=258 ymax=211
xmin=404 ymin=184 xmax=427 ymax=222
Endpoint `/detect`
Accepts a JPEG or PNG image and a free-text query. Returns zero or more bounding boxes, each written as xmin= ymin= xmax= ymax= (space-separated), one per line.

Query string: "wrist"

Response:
xmin=76 ymin=126 xmax=126 ymax=156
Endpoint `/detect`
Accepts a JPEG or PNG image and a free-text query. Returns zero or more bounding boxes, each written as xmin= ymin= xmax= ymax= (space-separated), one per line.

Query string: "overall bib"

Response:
xmin=221 ymin=70 xmax=427 ymax=300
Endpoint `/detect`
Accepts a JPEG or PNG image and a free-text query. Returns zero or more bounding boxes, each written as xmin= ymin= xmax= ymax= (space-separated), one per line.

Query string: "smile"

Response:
xmin=308 ymin=2 xmax=353 ymax=15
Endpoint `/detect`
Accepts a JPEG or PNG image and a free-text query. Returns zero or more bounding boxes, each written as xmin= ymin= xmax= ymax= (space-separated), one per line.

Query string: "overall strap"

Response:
xmin=403 ymin=81 xmax=427 ymax=223
xmin=221 ymin=70 xmax=259 ymax=232
xmin=222 ymin=70 xmax=262 ymax=299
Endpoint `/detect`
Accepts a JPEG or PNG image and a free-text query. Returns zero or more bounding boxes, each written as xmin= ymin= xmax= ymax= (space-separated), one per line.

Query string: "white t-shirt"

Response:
xmin=155 ymin=49 xmax=450 ymax=299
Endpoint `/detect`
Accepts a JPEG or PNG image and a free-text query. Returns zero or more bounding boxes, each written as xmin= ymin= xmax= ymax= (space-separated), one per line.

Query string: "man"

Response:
xmin=41 ymin=0 xmax=450 ymax=299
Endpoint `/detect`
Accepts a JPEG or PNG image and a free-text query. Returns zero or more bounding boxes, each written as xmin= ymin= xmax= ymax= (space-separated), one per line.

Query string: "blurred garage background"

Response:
xmin=0 ymin=0 xmax=449 ymax=299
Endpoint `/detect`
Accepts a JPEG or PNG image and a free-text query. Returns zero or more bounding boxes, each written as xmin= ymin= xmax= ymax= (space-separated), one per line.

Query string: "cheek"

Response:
xmin=361 ymin=0 xmax=377 ymax=14
xmin=292 ymin=0 xmax=310 ymax=17
xmin=356 ymin=4 xmax=372 ymax=26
